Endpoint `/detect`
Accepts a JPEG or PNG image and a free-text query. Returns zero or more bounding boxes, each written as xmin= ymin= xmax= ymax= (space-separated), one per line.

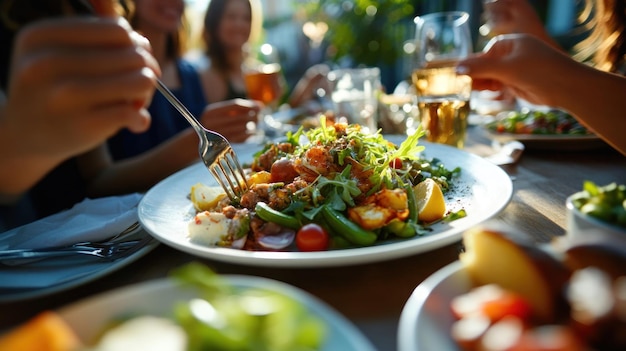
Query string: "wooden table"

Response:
xmin=2 ymin=126 xmax=625 ymax=350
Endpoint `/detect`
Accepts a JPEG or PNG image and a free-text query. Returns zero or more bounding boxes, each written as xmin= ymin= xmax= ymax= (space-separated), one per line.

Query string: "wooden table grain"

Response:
xmin=1 ymin=125 xmax=625 ymax=350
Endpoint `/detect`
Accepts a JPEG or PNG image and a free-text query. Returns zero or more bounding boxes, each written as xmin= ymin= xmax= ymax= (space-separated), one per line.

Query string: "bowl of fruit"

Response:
xmin=566 ymin=181 xmax=626 ymax=240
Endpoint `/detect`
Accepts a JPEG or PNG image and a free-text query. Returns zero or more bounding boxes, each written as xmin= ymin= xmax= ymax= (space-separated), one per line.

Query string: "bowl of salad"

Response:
xmin=566 ymin=181 xmax=626 ymax=240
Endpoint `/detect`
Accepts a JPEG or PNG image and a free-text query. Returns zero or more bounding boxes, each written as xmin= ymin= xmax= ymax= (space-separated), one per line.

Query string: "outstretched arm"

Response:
xmin=457 ymin=34 xmax=626 ymax=156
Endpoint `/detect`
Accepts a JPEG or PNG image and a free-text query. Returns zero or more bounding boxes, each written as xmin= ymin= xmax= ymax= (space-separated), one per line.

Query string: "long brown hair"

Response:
xmin=574 ymin=0 xmax=626 ymax=73
xmin=202 ymin=0 xmax=262 ymax=71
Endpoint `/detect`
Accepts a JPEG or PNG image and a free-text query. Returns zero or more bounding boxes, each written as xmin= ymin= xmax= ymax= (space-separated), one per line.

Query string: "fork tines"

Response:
xmin=210 ymin=149 xmax=249 ymax=202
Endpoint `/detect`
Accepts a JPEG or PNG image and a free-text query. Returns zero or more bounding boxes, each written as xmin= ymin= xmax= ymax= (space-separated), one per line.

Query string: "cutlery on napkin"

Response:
xmin=0 ymin=193 xmax=142 ymax=251
xmin=0 ymin=193 xmax=145 ymax=291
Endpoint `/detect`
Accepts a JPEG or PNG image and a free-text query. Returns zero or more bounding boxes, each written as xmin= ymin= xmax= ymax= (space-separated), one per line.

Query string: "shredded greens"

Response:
xmin=275 ymin=116 xmax=462 ymax=235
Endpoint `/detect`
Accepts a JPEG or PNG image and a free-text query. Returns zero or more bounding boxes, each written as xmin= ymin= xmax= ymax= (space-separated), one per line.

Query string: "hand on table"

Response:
xmin=200 ymin=99 xmax=263 ymax=143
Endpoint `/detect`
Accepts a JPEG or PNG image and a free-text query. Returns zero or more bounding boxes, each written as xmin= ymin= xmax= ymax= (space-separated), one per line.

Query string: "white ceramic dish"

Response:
xmin=397 ymin=261 xmax=468 ymax=351
xmin=58 ymin=275 xmax=376 ymax=351
xmin=0 ymin=228 xmax=159 ymax=303
xmin=482 ymin=128 xmax=606 ymax=151
xmin=566 ymin=194 xmax=626 ymax=239
xmin=139 ymin=137 xmax=513 ymax=267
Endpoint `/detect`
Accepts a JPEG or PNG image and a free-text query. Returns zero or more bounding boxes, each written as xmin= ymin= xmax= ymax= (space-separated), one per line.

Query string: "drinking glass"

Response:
xmin=243 ymin=43 xmax=285 ymax=139
xmin=327 ymin=67 xmax=381 ymax=134
xmin=412 ymin=11 xmax=473 ymax=148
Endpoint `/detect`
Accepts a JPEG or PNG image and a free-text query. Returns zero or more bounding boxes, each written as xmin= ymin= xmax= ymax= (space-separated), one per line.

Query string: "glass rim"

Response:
xmin=413 ymin=11 xmax=470 ymax=26
xmin=327 ymin=67 xmax=381 ymax=81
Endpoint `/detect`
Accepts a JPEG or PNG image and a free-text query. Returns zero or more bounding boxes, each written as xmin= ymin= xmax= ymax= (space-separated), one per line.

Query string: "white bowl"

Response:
xmin=566 ymin=194 xmax=626 ymax=240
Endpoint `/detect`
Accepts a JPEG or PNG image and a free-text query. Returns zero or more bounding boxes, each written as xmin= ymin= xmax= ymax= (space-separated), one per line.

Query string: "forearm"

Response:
xmin=553 ymin=63 xmax=626 ymax=156
xmin=0 ymin=152 xmax=59 ymax=202
xmin=0 ymin=116 xmax=62 ymax=201
xmin=86 ymin=128 xmax=199 ymax=197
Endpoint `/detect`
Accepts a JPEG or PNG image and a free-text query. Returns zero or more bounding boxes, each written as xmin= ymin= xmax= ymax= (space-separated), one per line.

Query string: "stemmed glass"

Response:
xmin=243 ymin=43 xmax=285 ymax=139
xmin=411 ymin=11 xmax=473 ymax=148
xmin=414 ymin=11 xmax=472 ymax=68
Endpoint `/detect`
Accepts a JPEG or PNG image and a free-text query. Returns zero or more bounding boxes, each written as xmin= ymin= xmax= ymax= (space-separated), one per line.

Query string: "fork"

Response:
xmin=84 ymin=0 xmax=248 ymax=202
xmin=155 ymin=81 xmax=248 ymax=202
xmin=0 ymin=236 xmax=152 ymax=262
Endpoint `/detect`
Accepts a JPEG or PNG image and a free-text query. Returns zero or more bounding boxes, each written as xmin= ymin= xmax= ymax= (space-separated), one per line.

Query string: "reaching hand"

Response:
xmin=457 ymin=34 xmax=575 ymax=106
xmin=4 ymin=17 xmax=159 ymax=162
xmin=0 ymin=17 xmax=160 ymax=196
xmin=483 ymin=0 xmax=551 ymax=41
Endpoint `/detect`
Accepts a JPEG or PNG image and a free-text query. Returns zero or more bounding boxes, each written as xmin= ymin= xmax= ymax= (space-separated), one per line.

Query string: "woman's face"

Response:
xmin=134 ymin=0 xmax=184 ymax=33
xmin=217 ymin=0 xmax=252 ymax=50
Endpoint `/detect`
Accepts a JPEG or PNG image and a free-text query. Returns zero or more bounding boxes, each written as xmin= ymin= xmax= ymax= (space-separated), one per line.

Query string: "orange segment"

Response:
xmin=0 ymin=311 xmax=81 ymax=351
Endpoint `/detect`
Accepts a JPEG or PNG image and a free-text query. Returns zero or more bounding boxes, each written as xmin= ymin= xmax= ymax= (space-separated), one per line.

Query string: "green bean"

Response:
xmin=405 ymin=182 xmax=418 ymax=223
xmin=385 ymin=218 xmax=416 ymax=238
xmin=254 ymin=202 xmax=301 ymax=230
xmin=321 ymin=206 xmax=378 ymax=246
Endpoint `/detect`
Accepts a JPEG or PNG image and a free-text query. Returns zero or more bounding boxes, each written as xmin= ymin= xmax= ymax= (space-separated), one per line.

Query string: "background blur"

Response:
xmin=185 ymin=0 xmax=583 ymax=94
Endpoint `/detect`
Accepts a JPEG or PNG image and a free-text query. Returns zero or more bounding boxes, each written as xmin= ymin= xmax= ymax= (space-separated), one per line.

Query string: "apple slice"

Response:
xmin=459 ymin=225 xmax=570 ymax=323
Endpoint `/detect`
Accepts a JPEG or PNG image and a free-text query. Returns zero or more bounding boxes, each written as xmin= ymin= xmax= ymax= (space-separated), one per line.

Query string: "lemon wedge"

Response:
xmin=413 ymin=178 xmax=446 ymax=222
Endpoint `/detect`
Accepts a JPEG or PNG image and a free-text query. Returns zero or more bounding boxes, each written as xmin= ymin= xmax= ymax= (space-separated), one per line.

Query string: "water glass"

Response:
xmin=327 ymin=67 xmax=381 ymax=134
xmin=378 ymin=93 xmax=419 ymax=135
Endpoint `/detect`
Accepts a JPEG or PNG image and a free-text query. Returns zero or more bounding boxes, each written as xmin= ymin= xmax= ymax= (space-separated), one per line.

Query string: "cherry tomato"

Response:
xmin=480 ymin=290 xmax=533 ymax=323
xmin=296 ymin=223 xmax=330 ymax=251
xmin=390 ymin=157 xmax=403 ymax=169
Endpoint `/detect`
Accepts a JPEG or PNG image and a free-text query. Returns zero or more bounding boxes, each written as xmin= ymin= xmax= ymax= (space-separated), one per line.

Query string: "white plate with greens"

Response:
xmin=138 ymin=136 xmax=513 ymax=267
xmin=58 ymin=274 xmax=376 ymax=350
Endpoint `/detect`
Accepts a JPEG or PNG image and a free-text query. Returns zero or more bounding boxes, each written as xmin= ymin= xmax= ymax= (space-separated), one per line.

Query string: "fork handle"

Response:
xmin=155 ymin=81 xmax=206 ymax=135
xmin=0 ymin=250 xmax=94 ymax=261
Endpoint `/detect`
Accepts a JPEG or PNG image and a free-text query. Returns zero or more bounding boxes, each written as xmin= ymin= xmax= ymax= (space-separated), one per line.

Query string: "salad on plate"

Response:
xmin=188 ymin=116 xmax=464 ymax=252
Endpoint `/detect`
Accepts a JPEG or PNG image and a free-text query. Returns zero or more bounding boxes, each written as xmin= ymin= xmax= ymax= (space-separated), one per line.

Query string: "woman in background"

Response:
xmin=200 ymin=0 xmax=329 ymax=109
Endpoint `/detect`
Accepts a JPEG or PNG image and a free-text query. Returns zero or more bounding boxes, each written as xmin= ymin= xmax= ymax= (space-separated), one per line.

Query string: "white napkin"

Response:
xmin=0 ymin=193 xmax=143 ymax=250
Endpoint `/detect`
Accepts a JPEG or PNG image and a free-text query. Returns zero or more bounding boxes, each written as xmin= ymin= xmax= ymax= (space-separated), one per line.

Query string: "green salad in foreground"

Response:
xmin=570 ymin=181 xmax=626 ymax=229
xmin=90 ymin=263 xmax=327 ymax=351
xmin=487 ymin=109 xmax=592 ymax=135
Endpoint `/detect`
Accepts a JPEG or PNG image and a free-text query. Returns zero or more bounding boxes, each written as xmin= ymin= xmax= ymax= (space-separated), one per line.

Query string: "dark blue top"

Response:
xmin=108 ymin=59 xmax=207 ymax=160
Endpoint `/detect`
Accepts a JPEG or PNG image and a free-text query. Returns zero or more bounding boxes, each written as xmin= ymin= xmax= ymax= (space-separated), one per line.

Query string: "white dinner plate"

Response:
xmin=397 ymin=261 xmax=468 ymax=351
xmin=138 ymin=136 xmax=513 ymax=267
xmin=482 ymin=128 xmax=607 ymax=151
xmin=58 ymin=275 xmax=376 ymax=351
xmin=0 ymin=228 xmax=159 ymax=303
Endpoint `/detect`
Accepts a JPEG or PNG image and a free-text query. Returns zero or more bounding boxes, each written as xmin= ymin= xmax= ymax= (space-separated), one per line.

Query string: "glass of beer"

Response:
xmin=244 ymin=62 xmax=283 ymax=108
xmin=412 ymin=11 xmax=472 ymax=148
xmin=243 ymin=44 xmax=285 ymax=140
